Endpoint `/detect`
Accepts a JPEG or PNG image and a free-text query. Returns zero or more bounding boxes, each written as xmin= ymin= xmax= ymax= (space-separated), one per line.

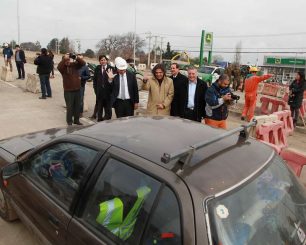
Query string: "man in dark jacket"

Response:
xmin=3 ymin=43 xmax=13 ymax=72
xmin=205 ymin=74 xmax=232 ymax=129
xmin=93 ymin=55 xmax=114 ymax=121
xmin=15 ymin=45 xmax=26 ymax=79
xmin=57 ymin=54 xmax=85 ymax=125
xmin=34 ymin=48 xmax=53 ymax=99
xmin=181 ymin=67 xmax=207 ymax=122
xmin=107 ymin=57 xmax=139 ymax=118
xmin=170 ymin=63 xmax=189 ymax=117
xmin=78 ymin=55 xmax=91 ymax=118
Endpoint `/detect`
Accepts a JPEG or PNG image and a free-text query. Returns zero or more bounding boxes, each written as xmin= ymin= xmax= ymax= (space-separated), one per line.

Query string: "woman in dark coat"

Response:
xmin=288 ymin=71 xmax=305 ymax=127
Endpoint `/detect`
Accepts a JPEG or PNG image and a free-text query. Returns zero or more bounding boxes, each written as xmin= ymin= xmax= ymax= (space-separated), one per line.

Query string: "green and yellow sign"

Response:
xmin=204 ymin=32 xmax=213 ymax=51
xmin=266 ymin=57 xmax=306 ymax=66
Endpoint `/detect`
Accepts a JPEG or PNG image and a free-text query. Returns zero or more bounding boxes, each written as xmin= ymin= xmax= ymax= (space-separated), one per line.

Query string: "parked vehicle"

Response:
xmin=0 ymin=117 xmax=305 ymax=245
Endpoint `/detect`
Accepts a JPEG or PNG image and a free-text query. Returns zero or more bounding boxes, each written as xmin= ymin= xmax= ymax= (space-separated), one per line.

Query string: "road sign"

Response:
xmin=204 ymin=32 xmax=213 ymax=51
xmin=266 ymin=57 xmax=306 ymax=66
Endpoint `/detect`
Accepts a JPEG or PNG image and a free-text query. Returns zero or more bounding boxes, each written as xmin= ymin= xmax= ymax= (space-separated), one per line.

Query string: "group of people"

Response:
xmin=55 ymin=54 xmax=278 ymax=129
xmin=3 ymin=44 xmax=304 ymax=128
xmin=2 ymin=43 xmax=26 ymax=79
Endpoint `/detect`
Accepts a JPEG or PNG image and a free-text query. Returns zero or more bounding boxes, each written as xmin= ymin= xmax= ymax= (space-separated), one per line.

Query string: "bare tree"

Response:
xmin=234 ymin=41 xmax=242 ymax=65
xmin=96 ymin=32 xmax=145 ymax=60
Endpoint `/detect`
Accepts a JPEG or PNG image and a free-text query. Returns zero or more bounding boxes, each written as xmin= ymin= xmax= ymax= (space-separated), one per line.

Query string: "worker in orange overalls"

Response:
xmin=241 ymin=67 xmax=273 ymax=121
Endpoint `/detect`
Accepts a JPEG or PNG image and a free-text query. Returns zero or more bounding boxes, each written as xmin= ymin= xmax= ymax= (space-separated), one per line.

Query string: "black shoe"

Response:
xmin=47 ymin=95 xmax=52 ymax=98
xmin=17 ymin=77 xmax=21 ymax=79
xmin=74 ymin=121 xmax=83 ymax=125
xmin=241 ymin=116 xmax=245 ymax=121
xmin=67 ymin=122 xmax=72 ymax=126
xmin=97 ymin=118 xmax=104 ymax=122
xmin=39 ymin=96 xmax=46 ymax=99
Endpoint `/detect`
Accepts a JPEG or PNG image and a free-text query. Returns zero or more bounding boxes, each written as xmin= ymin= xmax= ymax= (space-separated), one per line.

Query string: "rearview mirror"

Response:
xmin=1 ymin=162 xmax=21 ymax=180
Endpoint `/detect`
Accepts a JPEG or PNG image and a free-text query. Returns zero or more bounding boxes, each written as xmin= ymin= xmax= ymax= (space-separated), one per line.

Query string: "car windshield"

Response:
xmin=198 ymin=66 xmax=215 ymax=74
xmin=207 ymin=156 xmax=306 ymax=245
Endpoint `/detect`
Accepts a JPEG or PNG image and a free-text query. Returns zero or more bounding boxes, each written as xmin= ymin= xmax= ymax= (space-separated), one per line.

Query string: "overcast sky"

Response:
xmin=1 ymin=0 xmax=306 ymax=64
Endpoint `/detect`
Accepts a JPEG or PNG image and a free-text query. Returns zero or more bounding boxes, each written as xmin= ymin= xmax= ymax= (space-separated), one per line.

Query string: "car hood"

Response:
xmin=0 ymin=126 xmax=82 ymax=157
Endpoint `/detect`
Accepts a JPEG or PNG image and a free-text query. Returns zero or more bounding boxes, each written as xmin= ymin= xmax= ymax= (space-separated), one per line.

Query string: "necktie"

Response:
xmin=102 ymin=66 xmax=106 ymax=75
xmin=120 ymin=75 xmax=125 ymax=100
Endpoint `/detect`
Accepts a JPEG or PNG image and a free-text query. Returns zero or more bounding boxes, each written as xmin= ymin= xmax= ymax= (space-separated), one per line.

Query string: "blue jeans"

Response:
xmin=39 ymin=74 xmax=52 ymax=97
xmin=80 ymin=86 xmax=85 ymax=113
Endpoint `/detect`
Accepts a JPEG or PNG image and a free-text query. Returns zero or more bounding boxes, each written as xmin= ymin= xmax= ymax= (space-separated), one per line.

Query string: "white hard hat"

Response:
xmin=4 ymin=43 xmax=8 ymax=47
xmin=115 ymin=57 xmax=128 ymax=70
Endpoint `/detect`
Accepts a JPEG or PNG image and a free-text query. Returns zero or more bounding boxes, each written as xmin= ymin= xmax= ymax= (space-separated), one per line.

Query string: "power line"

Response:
xmin=173 ymin=49 xmax=306 ymax=54
xmin=155 ymin=31 xmax=306 ymax=39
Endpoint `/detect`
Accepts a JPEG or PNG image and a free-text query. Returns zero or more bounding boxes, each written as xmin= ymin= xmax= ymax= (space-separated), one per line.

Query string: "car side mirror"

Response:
xmin=1 ymin=162 xmax=21 ymax=181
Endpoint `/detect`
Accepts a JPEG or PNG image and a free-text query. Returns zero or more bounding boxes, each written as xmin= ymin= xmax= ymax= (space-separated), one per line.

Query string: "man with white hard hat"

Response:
xmin=107 ymin=57 xmax=139 ymax=118
xmin=2 ymin=43 xmax=14 ymax=72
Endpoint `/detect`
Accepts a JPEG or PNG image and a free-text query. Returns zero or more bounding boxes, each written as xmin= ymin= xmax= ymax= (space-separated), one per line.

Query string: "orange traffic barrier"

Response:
xmin=260 ymin=96 xmax=288 ymax=115
xmin=256 ymin=120 xmax=287 ymax=153
xmin=257 ymin=83 xmax=264 ymax=94
xmin=260 ymin=96 xmax=270 ymax=115
xmin=273 ymin=110 xmax=294 ymax=136
xmin=280 ymin=149 xmax=306 ymax=177
xmin=270 ymin=98 xmax=288 ymax=114
xmin=300 ymin=99 xmax=306 ymax=118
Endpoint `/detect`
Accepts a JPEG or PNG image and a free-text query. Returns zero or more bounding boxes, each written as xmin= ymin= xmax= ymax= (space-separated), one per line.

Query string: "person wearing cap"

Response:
xmin=2 ymin=43 xmax=14 ymax=72
xmin=241 ymin=67 xmax=273 ymax=121
xmin=142 ymin=64 xmax=174 ymax=116
xmin=34 ymin=48 xmax=53 ymax=99
xmin=93 ymin=55 xmax=115 ymax=121
xmin=15 ymin=45 xmax=26 ymax=79
xmin=107 ymin=57 xmax=139 ymax=118
xmin=57 ymin=53 xmax=86 ymax=125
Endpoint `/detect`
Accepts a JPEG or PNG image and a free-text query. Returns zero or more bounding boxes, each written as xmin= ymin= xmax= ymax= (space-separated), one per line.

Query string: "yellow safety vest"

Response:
xmin=96 ymin=186 xmax=151 ymax=240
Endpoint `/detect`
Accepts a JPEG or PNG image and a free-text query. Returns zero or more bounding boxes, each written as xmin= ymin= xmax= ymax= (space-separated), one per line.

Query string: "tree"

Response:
xmin=162 ymin=42 xmax=177 ymax=60
xmin=59 ymin=37 xmax=74 ymax=54
xmin=96 ymin=32 xmax=145 ymax=60
xmin=20 ymin=41 xmax=41 ymax=51
xmin=233 ymin=41 xmax=242 ymax=65
xmin=47 ymin=38 xmax=59 ymax=52
xmin=212 ymin=55 xmax=224 ymax=63
xmin=84 ymin=49 xmax=95 ymax=58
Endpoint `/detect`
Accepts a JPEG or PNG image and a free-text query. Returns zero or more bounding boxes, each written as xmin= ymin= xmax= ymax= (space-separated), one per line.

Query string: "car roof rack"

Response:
xmin=161 ymin=120 xmax=257 ymax=169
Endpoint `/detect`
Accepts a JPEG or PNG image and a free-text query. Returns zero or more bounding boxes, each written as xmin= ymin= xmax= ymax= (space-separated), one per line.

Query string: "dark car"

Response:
xmin=0 ymin=117 xmax=305 ymax=245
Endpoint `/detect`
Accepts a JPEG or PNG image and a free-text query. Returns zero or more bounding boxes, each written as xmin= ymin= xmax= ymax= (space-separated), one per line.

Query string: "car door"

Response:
xmin=6 ymin=139 xmax=103 ymax=245
xmin=66 ymin=146 xmax=196 ymax=245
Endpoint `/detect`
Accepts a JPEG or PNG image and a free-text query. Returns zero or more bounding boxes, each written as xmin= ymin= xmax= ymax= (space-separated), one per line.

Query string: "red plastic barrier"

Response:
xmin=300 ymin=99 xmax=306 ymax=118
xmin=260 ymin=96 xmax=271 ymax=115
xmin=260 ymin=96 xmax=289 ymax=115
xmin=261 ymin=84 xmax=271 ymax=96
xmin=273 ymin=110 xmax=294 ymax=136
xmin=256 ymin=120 xmax=287 ymax=153
xmin=280 ymin=149 xmax=306 ymax=177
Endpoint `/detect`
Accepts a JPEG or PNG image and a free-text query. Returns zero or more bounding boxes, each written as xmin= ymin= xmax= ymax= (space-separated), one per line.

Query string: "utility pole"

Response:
xmin=199 ymin=30 xmax=205 ymax=66
xmin=146 ymin=32 xmax=152 ymax=68
xmin=133 ymin=0 xmax=137 ymax=66
xmin=153 ymin=36 xmax=158 ymax=63
xmin=159 ymin=37 xmax=164 ymax=63
xmin=55 ymin=39 xmax=60 ymax=54
xmin=17 ymin=0 xmax=20 ymax=44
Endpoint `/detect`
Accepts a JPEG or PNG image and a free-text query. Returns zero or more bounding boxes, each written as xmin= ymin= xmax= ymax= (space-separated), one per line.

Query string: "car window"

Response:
xmin=82 ymin=158 xmax=161 ymax=244
xmin=23 ymin=142 xmax=98 ymax=208
xmin=207 ymin=156 xmax=306 ymax=245
xmin=142 ymin=186 xmax=182 ymax=245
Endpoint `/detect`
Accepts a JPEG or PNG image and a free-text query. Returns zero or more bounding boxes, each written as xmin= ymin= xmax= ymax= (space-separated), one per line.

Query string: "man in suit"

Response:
xmin=93 ymin=55 xmax=114 ymax=121
xmin=181 ymin=66 xmax=207 ymax=122
xmin=15 ymin=45 xmax=26 ymax=79
xmin=107 ymin=57 xmax=139 ymax=118
xmin=170 ymin=63 xmax=189 ymax=117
